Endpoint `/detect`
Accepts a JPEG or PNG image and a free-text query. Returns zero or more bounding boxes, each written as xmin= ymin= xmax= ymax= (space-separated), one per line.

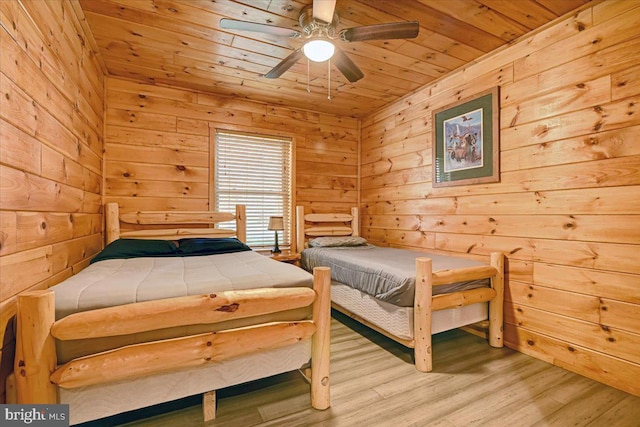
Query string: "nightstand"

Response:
xmin=268 ymin=251 xmax=301 ymax=265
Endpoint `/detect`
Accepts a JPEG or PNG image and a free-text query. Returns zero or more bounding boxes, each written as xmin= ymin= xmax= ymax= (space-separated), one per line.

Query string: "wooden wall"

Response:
xmin=104 ymin=77 xmax=359 ymax=241
xmin=360 ymin=0 xmax=639 ymax=396
xmin=0 ymin=0 xmax=105 ymax=402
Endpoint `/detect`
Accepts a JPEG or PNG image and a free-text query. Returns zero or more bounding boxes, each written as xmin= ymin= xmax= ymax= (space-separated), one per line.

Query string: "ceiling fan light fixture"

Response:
xmin=302 ymin=39 xmax=335 ymax=62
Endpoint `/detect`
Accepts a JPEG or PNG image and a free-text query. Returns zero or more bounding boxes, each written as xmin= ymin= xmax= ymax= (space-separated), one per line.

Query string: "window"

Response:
xmin=214 ymin=130 xmax=292 ymax=248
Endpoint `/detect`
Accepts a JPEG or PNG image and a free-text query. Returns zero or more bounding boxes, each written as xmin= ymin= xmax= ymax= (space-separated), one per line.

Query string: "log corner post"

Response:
xmin=350 ymin=207 xmax=359 ymax=237
xmin=235 ymin=204 xmax=247 ymax=244
xmin=105 ymin=202 xmax=120 ymax=245
xmin=311 ymin=266 xmax=331 ymax=410
xmin=296 ymin=206 xmax=305 ymax=253
xmin=414 ymin=257 xmax=433 ymax=372
xmin=14 ymin=290 xmax=57 ymax=404
xmin=488 ymin=252 xmax=505 ymax=348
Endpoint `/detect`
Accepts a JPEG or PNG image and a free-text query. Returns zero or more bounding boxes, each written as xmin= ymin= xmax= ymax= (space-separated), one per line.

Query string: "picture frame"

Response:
xmin=431 ymin=86 xmax=500 ymax=187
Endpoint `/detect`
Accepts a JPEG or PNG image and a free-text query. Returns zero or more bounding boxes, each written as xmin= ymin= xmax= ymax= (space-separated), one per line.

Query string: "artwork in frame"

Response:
xmin=432 ymin=87 xmax=500 ymax=187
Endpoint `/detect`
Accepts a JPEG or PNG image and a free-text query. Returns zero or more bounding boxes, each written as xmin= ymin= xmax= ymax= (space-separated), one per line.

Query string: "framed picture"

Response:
xmin=432 ymin=87 xmax=500 ymax=187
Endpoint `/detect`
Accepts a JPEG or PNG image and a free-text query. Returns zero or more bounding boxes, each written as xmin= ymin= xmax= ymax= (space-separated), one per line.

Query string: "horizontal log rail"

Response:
xmin=304 ymin=226 xmax=355 ymax=236
xmin=51 ymin=321 xmax=316 ymax=389
xmin=106 ymin=203 xmax=246 ymax=244
xmin=432 ymin=288 xmax=497 ymax=311
xmin=52 ymin=287 xmax=316 ymax=340
xmin=119 ymin=228 xmax=236 ymax=240
xmin=304 ymin=213 xmax=353 ymax=222
xmin=432 ymin=265 xmax=498 ymax=286
xmin=120 ymin=211 xmax=236 ymax=224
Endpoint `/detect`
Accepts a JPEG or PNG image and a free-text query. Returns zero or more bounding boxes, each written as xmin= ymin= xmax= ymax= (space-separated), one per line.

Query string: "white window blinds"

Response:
xmin=214 ymin=130 xmax=292 ymax=248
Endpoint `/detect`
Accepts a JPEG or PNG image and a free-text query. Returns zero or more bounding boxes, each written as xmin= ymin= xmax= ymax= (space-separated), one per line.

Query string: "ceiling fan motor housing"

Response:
xmin=299 ymin=5 xmax=338 ymax=38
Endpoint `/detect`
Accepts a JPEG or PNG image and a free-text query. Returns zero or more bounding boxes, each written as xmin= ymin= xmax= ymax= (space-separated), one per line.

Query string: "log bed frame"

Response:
xmin=12 ymin=203 xmax=331 ymax=422
xmin=296 ymin=205 xmax=504 ymax=372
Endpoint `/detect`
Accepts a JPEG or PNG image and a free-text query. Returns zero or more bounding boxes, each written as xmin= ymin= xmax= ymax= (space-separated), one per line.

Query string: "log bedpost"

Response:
xmin=296 ymin=205 xmax=305 ymax=252
xmin=14 ymin=290 xmax=57 ymax=404
xmin=235 ymin=204 xmax=247 ymax=244
xmin=489 ymin=252 xmax=505 ymax=348
xmin=105 ymin=202 xmax=120 ymax=245
xmin=414 ymin=257 xmax=433 ymax=372
xmin=310 ymin=266 xmax=331 ymax=410
xmin=350 ymin=207 xmax=359 ymax=237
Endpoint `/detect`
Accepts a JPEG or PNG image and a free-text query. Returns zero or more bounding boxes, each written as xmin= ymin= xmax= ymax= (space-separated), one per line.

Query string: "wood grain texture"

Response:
xmin=0 ymin=0 xmax=105 ymax=401
xmin=93 ymin=315 xmax=640 ymax=426
xmin=360 ymin=1 xmax=640 ymax=397
xmin=75 ymin=0 xmax=591 ymax=117
xmin=51 ymin=288 xmax=316 ymax=340
xmin=103 ymin=77 xmax=359 ymax=234
xmin=51 ymin=321 xmax=316 ymax=389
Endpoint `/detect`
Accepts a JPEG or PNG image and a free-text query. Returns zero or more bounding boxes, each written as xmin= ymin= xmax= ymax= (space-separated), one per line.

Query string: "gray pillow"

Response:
xmin=308 ymin=236 xmax=367 ymax=247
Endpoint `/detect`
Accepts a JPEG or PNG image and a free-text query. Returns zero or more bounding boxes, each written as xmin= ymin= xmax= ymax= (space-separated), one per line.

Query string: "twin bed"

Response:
xmin=12 ymin=203 xmax=504 ymax=424
xmin=13 ymin=203 xmax=331 ymax=425
xmin=296 ymin=206 xmax=504 ymax=372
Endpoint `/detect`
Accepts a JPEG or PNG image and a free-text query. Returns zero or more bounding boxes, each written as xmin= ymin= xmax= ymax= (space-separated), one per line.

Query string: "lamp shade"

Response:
xmin=302 ymin=39 xmax=335 ymax=62
xmin=268 ymin=216 xmax=284 ymax=231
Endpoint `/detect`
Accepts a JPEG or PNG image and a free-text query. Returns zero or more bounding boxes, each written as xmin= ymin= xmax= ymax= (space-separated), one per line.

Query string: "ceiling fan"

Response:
xmin=220 ymin=0 xmax=419 ymax=83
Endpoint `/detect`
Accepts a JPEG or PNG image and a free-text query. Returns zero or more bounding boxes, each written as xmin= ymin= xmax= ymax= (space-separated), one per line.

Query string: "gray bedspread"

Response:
xmin=301 ymin=245 xmax=489 ymax=307
xmin=51 ymin=251 xmax=313 ymax=362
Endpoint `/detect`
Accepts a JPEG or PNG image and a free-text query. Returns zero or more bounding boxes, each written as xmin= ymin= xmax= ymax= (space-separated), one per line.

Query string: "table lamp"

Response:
xmin=268 ymin=216 xmax=284 ymax=254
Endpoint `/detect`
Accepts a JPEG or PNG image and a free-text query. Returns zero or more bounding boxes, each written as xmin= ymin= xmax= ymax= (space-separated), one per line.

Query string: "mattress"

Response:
xmin=302 ymin=245 xmax=490 ymax=307
xmin=51 ymin=250 xmax=314 ymax=362
xmin=61 ymin=339 xmax=311 ymax=425
xmin=331 ymin=282 xmax=488 ymax=340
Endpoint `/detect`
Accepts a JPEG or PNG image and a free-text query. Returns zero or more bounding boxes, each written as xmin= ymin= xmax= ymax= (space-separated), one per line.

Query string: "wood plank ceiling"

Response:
xmin=79 ymin=0 xmax=594 ymax=118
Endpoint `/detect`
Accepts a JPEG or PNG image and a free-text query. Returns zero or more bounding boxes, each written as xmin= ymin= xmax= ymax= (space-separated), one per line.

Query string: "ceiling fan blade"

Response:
xmin=313 ymin=0 xmax=337 ymax=24
xmin=333 ymin=48 xmax=364 ymax=83
xmin=265 ymin=49 xmax=304 ymax=79
xmin=220 ymin=18 xmax=301 ymax=38
xmin=340 ymin=21 xmax=420 ymax=42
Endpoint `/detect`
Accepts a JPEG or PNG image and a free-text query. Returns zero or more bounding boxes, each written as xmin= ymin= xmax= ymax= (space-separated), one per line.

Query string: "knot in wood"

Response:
xmin=215 ymin=303 xmax=239 ymax=312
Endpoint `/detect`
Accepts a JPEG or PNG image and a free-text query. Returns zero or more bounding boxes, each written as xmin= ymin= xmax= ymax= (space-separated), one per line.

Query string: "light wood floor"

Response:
xmin=85 ymin=311 xmax=640 ymax=427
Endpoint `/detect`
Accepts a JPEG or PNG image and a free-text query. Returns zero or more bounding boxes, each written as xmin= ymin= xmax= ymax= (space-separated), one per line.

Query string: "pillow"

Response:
xmin=177 ymin=238 xmax=251 ymax=256
xmin=90 ymin=239 xmax=178 ymax=264
xmin=308 ymin=236 xmax=368 ymax=248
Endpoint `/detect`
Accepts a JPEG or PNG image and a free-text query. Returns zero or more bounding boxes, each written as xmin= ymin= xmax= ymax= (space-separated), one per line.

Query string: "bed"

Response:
xmin=295 ymin=205 xmax=504 ymax=372
xmin=12 ymin=203 xmax=331 ymax=425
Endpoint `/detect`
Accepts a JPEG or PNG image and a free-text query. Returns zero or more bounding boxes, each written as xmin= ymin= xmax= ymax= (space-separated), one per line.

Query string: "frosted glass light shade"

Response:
xmin=302 ymin=39 xmax=335 ymax=62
